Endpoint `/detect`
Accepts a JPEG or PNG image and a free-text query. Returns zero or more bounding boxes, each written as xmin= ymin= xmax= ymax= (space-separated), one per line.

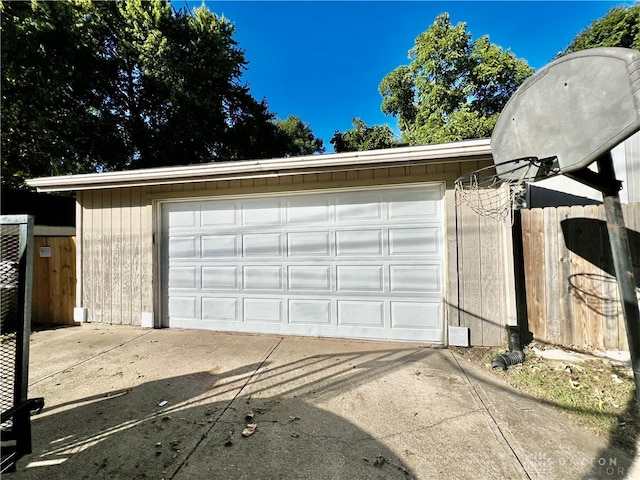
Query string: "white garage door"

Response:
xmin=160 ymin=185 xmax=445 ymax=342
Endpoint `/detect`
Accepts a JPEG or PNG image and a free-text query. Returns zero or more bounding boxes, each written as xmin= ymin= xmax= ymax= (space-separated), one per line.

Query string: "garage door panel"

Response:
xmin=389 ymin=227 xmax=441 ymax=255
xmin=202 ymin=235 xmax=237 ymax=258
xmin=167 ymin=207 xmax=198 ymax=228
xmin=169 ymin=296 xmax=197 ymax=318
xmin=202 ymin=297 xmax=238 ymax=321
xmin=162 ymin=185 xmax=445 ymax=343
xmin=335 ymin=230 xmax=383 ymax=256
xmin=202 ymin=266 xmax=238 ymax=289
xmin=201 ymin=201 xmax=238 ymax=227
xmin=288 ymin=265 xmax=331 ymax=291
xmin=387 ymin=190 xmax=440 ymax=219
xmin=338 ymin=301 xmax=384 ymax=327
xmin=244 ymin=298 xmax=283 ymax=323
xmin=287 ymin=231 xmax=331 ymax=257
xmin=391 ymin=302 xmax=441 ymax=329
xmin=390 ymin=265 xmax=441 ymax=293
xmin=286 ymin=197 xmax=331 ymax=224
xmin=336 ymin=194 xmax=382 ymax=222
xmin=168 ymin=267 xmax=198 ymax=289
xmin=243 ymin=266 xmax=283 ymax=290
xmin=336 ymin=265 xmax=383 ymax=292
xmin=243 ymin=233 xmax=282 ymax=257
xmin=288 ymin=299 xmax=331 ymax=325
xmin=242 ymin=199 xmax=283 ymax=225
xmin=169 ymin=237 xmax=198 ymax=258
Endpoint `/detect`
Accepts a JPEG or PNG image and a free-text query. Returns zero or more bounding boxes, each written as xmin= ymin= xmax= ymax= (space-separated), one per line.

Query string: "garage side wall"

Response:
xmin=76 ymin=159 xmax=513 ymax=346
xmin=450 ymin=196 xmax=514 ymax=346
xmin=77 ymin=187 xmax=153 ymax=324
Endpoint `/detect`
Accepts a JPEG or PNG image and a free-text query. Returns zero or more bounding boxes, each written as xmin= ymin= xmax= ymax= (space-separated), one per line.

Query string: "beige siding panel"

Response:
xmin=111 ymin=189 xmax=122 ymax=324
xmin=130 ymin=187 xmax=143 ymax=324
xmin=445 ymin=190 xmax=459 ymax=328
xmin=460 ymin=203 xmax=483 ymax=346
xmin=141 ymin=200 xmax=153 ymax=314
xmin=82 ymin=191 xmax=93 ymax=322
xmin=358 ymin=169 xmax=373 ymax=181
xmin=479 ymin=214 xmax=504 ymax=346
xmin=121 ymin=188 xmax=132 ymax=325
xmin=102 ymin=190 xmax=113 ymax=324
xmin=317 ymin=172 xmax=332 ymax=183
xmin=331 ymin=171 xmax=347 ymax=182
xmin=93 ymin=190 xmax=103 ymax=322
xmin=388 ymin=166 xmax=405 ymax=179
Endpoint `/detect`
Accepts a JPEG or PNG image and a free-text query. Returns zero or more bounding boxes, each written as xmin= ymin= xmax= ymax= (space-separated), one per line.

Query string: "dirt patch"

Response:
xmin=451 ymin=342 xmax=638 ymax=455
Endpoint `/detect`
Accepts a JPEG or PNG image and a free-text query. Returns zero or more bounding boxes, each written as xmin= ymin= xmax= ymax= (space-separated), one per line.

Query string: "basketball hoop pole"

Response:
xmin=570 ymin=152 xmax=640 ymax=406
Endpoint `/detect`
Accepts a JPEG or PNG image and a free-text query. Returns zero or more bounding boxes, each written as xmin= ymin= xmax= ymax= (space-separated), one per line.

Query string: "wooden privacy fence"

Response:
xmin=519 ymin=203 xmax=640 ymax=351
xmin=32 ymin=236 xmax=76 ymax=325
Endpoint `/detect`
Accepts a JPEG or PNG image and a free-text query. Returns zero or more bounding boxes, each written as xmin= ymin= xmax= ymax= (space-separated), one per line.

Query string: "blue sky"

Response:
xmin=189 ymin=1 xmax=634 ymax=152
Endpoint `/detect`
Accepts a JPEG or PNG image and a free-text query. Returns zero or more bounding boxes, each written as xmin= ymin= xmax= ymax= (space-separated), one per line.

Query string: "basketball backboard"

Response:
xmin=491 ymin=47 xmax=640 ymax=181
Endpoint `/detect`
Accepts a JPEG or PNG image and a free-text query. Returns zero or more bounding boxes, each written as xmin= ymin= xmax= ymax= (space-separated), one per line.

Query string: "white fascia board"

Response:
xmin=27 ymin=138 xmax=492 ymax=192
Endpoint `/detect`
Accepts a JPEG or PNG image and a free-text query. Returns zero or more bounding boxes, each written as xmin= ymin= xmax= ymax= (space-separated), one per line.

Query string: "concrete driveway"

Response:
xmin=10 ymin=324 xmax=637 ymax=479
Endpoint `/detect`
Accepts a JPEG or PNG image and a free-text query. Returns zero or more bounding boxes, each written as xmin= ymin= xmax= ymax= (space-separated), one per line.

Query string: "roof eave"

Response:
xmin=26 ymin=139 xmax=493 ymax=192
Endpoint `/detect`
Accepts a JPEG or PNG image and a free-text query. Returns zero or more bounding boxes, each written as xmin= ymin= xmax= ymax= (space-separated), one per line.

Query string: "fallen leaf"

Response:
xmin=242 ymin=423 xmax=257 ymax=437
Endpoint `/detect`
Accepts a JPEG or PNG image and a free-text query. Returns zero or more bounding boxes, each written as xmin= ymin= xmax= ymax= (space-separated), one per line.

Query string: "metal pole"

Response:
xmin=597 ymin=153 xmax=640 ymax=405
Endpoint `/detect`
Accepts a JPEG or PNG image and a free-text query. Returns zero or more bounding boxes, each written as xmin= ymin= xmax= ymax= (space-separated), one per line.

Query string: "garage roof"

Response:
xmin=27 ymin=139 xmax=492 ymax=192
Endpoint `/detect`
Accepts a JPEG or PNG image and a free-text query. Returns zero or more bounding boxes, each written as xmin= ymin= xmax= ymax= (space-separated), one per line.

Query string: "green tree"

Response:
xmin=1 ymin=0 xmax=319 ymax=188
xmin=330 ymin=118 xmax=399 ymax=153
xmin=379 ymin=13 xmax=533 ymax=146
xmin=559 ymin=3 xmax=640 ymax=55
xmin=275 ymin=115 xmax=325 ymax=156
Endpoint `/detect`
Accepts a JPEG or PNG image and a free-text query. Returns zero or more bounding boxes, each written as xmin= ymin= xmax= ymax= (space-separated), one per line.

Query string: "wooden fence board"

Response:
xmin=556 ymin=206 xmax=574 ymax=346
xmin=530 ymin=208 xmax=547 ymax=341
xmin=544 ymin=207 xmax=560 ymax=343
xmin=521 ymin=202 xmax=639 ymax=351
xmin=584 ymin=205 xmax=603 ymax=347
xmin=32 ymin=236 xmax=76 ymax=324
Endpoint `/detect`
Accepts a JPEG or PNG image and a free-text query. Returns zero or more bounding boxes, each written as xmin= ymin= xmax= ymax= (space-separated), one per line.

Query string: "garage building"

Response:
xmin=28 ymin=139 xmax=515 ymax=346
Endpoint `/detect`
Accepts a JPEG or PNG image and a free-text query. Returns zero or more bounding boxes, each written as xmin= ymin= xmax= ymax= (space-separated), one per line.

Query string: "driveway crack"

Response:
xmin=30 ymin=330 xmax=154 ymax=386
xmin=169 ymin=337 xmax=284 ymax=479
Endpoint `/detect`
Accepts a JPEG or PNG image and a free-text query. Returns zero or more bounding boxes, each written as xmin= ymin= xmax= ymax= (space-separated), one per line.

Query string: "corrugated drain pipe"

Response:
xmin=491 ymin=326 xmax=525 ymax=370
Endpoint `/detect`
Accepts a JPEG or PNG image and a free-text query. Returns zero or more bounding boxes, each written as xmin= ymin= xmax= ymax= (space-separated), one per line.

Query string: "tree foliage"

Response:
xmin=330 ymin=118 xmax=399 ymax=153
xmin=559 ymin=3 xmax=640 ymax=55
xmin=1 ymin=0 xmax=322 ymax=188
xmin=379 ymin=13 xmax=533 ymax=146
xmin=275 ymin=116 xmax=325 ymax=156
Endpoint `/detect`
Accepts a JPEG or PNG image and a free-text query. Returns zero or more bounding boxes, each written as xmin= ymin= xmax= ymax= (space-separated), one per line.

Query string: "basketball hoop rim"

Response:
xmin=454 ymin=155 xmax=559 ymax=186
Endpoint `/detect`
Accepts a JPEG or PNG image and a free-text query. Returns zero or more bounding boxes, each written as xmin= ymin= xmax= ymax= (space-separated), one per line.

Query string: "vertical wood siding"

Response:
xmin=453 ymin=202 xmax=510 ymax=346
xmin=79 ymin=188 xmax=151 ymax=325
xmin=520 ymin=203 xmax=640 ymax=350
